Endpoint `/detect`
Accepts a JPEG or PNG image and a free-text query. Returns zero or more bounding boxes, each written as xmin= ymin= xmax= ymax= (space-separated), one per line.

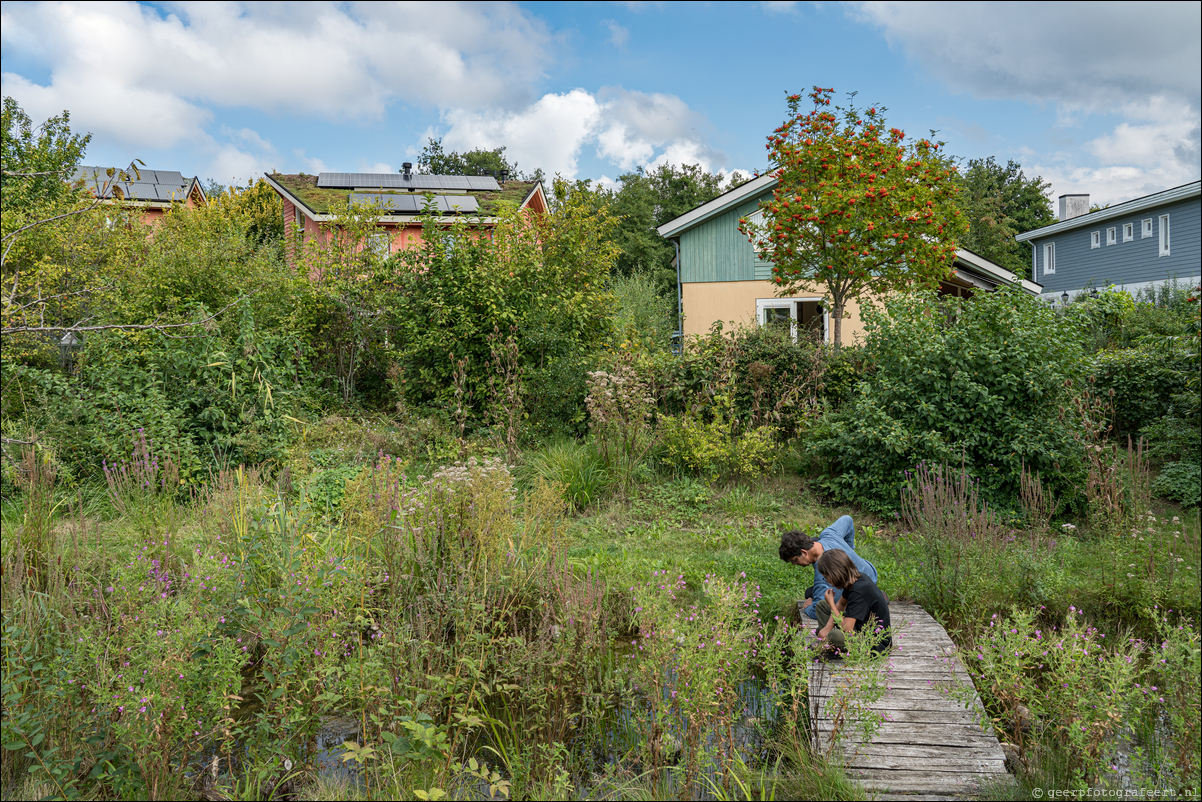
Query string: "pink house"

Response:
xmin=264 ymin=164 xmax=548 ymax=262
xmin=73 ymin=166 xmax=207 ymax=225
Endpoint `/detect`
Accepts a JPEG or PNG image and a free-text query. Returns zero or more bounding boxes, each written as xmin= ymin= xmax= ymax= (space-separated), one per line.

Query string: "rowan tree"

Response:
xmin=741 ymin=87 xmax=967 ymax=345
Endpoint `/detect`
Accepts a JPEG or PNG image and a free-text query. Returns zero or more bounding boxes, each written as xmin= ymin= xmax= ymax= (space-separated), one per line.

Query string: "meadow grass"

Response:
xmin=2 ymin=425 xmax=1198 ymax=800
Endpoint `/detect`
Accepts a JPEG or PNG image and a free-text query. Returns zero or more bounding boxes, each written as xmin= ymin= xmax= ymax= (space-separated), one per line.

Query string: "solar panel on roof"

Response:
xmin=320 ymin=172 xmax=500 ymax=191
xmin=350 ymin=193 xmax=481 ymax=214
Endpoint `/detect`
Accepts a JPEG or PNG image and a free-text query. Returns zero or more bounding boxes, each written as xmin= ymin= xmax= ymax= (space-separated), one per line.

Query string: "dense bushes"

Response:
xmin=1089 ymin=347 xmax=1194 ymax=435
xmin=806 ymin=287 xmax=1086 ymax=512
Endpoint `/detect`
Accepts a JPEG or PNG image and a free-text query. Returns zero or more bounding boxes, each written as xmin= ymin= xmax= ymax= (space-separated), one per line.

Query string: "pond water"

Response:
xmin=196 ymin=668 xmax=787 ymax=800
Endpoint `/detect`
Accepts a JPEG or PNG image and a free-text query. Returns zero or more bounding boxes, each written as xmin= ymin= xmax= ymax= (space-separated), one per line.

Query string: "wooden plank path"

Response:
xmin=807 ymin=602 xmax=1010 ymax=800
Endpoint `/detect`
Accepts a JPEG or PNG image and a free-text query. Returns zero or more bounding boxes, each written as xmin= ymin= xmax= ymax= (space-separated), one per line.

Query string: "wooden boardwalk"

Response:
xmin=807 ymin=602 xmax=1009 ymax=800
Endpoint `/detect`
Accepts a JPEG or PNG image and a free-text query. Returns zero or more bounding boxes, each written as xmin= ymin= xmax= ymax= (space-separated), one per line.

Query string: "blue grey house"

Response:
xmin=1015 ymin=180 xmax=1200 ymax=301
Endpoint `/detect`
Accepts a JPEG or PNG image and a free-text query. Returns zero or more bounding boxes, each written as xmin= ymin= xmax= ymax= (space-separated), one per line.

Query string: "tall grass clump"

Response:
xmin=524 ymin=439 xmax=610 ymax=512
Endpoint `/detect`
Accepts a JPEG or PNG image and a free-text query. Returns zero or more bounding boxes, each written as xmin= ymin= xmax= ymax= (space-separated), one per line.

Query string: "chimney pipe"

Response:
xmin=1058 ymin=193 xmax=1089 ymax=221
xmin=499 ymin=169 xmax=509 ymax=183
xmin=402 ymin=162 xmax=412 ymax=180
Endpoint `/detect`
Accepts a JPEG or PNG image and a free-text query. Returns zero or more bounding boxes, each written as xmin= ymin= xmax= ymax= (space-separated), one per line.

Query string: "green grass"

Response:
xmin=3 ymin=420 xmax=1199 ymax=800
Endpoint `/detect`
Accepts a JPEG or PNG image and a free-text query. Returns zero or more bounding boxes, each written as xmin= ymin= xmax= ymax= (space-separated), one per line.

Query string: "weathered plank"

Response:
xmin=807 ymin=603 xmax=1008 ymax=799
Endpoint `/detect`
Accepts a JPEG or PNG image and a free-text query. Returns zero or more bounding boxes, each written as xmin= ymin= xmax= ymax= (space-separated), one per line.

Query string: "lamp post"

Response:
xmin=59 ymin=331 xmax=82 ymax=373
xmin=1061 ymin=291 xmax=1070 ymax=306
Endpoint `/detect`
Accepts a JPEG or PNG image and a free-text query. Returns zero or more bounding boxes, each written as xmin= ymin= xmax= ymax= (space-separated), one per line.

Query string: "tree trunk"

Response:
xmin=831 ymin=296 xmax=844 ymax=347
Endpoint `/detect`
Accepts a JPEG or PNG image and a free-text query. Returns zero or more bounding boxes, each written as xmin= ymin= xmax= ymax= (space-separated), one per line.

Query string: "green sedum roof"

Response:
xmin=269 ymin=172 xmax=539 ymax=217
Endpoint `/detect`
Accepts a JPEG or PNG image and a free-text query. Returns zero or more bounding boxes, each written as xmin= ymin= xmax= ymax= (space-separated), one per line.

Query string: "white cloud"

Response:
xmin=605 ymin=21 xmax=630 ymax=48
xmin=441 ymin=90 xmax=602 ymax=178
xmin=0 ymin=1 xmax=555 ymax=148
xmin=293 ymin=150 xmax=330 ymax=175
xmin=207 ymin=145 xmax=273 ymax=186
xmin=439 ymin=87 xmax=728 ymax=178
xmin=853 ymin=2 xmax=1200 ymax=112
xmin=852 ymin=2 xmax=1201 ymax=205
xmin=358 ymin=161 xmax=396 ymax=174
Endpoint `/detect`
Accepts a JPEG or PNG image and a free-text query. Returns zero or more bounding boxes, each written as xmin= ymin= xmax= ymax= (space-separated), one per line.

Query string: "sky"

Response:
xmin=2 ymin=1 xmax=1199 ymax=206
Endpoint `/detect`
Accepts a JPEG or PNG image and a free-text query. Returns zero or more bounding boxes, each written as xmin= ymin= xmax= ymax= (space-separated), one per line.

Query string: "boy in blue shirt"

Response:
xmin=778 ymin=515 xmax=882 ymax=621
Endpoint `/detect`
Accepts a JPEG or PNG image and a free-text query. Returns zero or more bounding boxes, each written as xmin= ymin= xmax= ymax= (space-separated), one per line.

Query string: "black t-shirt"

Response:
xmin=843 ymin=576 xmax=892 ymax=653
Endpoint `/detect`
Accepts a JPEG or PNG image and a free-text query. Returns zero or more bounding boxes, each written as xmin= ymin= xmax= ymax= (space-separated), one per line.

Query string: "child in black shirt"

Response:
xmin=812 ymin=549 xmax=892 ymax=655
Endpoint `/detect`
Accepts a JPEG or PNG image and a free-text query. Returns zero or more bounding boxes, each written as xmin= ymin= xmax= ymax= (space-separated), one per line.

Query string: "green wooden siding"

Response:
xmin=679 ymin=193 xmax=775 ymax=283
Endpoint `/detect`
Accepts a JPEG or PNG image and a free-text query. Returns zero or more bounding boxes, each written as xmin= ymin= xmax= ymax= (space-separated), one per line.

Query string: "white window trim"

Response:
xmin=1123 ymin=223 xmax=1133 ymax=243
xmin=294 ymin=206 xmax=305 ymax=227
xmin=756 ymin=297 xmax=828 ymax=343
xmin=1043 ymin=243 xmax=1055 ymax=275
xmin=1159 ymin=214 xmax=1170 ymax=257
xmin=1142 ymin=218 xmax=1153 ymax=238
xmin=1106 ymin=227 xmax=1116 ymax=246
xmin=368 ymin=232 xmax=392 ymax=258
xmin=1090 ymin=231 xmax=1100 ymax=249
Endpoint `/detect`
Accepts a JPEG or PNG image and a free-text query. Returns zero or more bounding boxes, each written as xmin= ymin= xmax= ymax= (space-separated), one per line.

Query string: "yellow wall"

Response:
xmin=681 ymin=280 xmax=870 ymax=344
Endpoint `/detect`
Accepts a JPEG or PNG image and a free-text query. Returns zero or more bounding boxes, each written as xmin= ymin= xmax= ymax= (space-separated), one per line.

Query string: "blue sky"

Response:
xmin=2 ymin=1 xmax=1199 ymax=205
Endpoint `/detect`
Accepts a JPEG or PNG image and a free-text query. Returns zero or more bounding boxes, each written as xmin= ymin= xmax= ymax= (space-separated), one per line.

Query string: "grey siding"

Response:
xmin=679 ymin=193 xmax=773 ymax=283
xmin=1029 ymin=196 xmax=1201 ymax=293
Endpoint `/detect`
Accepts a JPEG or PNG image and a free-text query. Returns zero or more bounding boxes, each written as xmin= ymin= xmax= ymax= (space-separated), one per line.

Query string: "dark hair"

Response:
xmin=815 ymin=549 xmax=860 ymax=589
xmin=779 ymin=530 xmax=815 ymax=562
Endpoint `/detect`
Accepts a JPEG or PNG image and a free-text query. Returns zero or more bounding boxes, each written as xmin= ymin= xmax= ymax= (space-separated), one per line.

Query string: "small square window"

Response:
xmin=1123 ymin=223 xmax=1133 ymax=242
xmin=1106 ymin=227 xmax=1116 ymax=246
xmin=1090 ymin=231 xmax=1100 ymax=249
xmin=1159 ymin=214 xmax=1170 ymax=257
xmin=1142 ymin=218 xmax=1153 ymax=238
xmin=369 ymin=233 xmax=391 ymax=258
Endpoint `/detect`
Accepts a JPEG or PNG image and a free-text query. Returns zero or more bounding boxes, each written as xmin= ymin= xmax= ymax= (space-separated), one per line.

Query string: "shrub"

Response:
xmin=658 ymin=413 xmax=778 ymax=481
xmin=523 ymin=350 xmax=595 ymax=441
xmin=1089 ymin=347 xmax=1193 ymax=436
xmin=806 ymin=287 xmax=1085 ymax=513
xmin=1153 ymin=460 xmax=1201 ymax=507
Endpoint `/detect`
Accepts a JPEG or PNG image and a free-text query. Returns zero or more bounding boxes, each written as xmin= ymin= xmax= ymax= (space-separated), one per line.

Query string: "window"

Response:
xmin=1090 ymin=231 xmax=1100 ymax=249
xmin=756 ymin=298 xmax=827 ymax=342
xmin=1123 ymin=223 xmax=1133 ymax=242
xmin=1106 ymin=227 xmax=1116 ymax=246
xmin=1043 ymin=243 xmax=1055 ymax=275
xmin=1142 ymin=218 xmax=1153 ymax=238
xmin=294 ymin=206 xmax=304 ymax=227
xmin=368 ymin=233 xmax=391 ymax=259
xmin=1159 ymin=214 xmax=1170 ymax=257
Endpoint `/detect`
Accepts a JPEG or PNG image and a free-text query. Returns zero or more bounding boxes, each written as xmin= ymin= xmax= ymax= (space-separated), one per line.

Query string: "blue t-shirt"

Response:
xmin=802 ymin=515 xmax=879 ymax=620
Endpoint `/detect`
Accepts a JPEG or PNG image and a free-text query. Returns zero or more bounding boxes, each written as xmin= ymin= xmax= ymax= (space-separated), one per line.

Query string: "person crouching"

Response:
xmin=812 ymin=549 xmax=892 ymax=656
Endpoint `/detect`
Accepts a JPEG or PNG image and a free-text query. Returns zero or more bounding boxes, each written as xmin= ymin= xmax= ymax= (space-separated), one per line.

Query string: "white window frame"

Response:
xmin=1142 ymin=218 xmax=1153 ymax=238
xmin=1043 ymin=243 xmax=1055 ymax=275
xmin=368 ymin=232 xmax=392 ymax=259
xmin=1090 ymin=231 xmax=1100 ymax=249
xmin=1106 ymin=227 xmax=1116 ymax=246
xmin=756 ymin=297 xmax=828 ymax=343
xmin=294 ymin=206 xmax=305 ymax=227
xmin=1123 ymin=222 xmax=1133 ymax=242
xmin=1159 ymin=214 xmax=1170 ymax=257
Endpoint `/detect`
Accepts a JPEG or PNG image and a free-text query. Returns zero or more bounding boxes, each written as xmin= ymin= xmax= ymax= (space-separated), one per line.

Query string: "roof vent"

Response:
xmin=1058 ymin=194 xmax=1089 ymax=221
xmin=402 ymin=162 xmax=412 ymax=181
xmin=499 ymin=169 xmax=509 ymax=183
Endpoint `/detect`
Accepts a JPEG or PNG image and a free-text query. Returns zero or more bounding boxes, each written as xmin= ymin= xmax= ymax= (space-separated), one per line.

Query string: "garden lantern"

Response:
xmin=59 ymin=331 xmax=82 ymax=373
xmin=1061 ymin=291 xmax=1069 ymax=305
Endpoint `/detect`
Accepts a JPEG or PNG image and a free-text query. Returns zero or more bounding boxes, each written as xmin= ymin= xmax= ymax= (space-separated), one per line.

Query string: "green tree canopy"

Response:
xmin=608 ymin=163 xmax=736 ymax=295
xmin=1 ymin=96 xmax=91 ymax=216
xmin=743 ymin=87 xmax=967 ymax=345
xmin=956 ymin=156 xmax=1055 ymax=275
xmin=417 ymin=136 xmax=540 ymax=180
